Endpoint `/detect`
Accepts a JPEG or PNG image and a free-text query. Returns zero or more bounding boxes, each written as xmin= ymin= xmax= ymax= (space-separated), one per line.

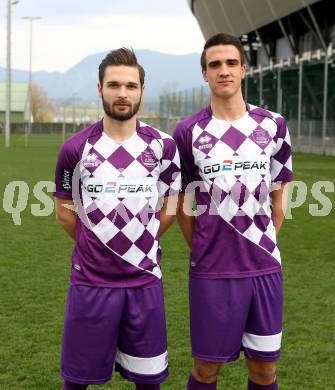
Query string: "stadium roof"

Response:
xmin=0 ymin=82 xmax=29 ymax=112
xmin=187 ymin=0 xmax=320 ymax=37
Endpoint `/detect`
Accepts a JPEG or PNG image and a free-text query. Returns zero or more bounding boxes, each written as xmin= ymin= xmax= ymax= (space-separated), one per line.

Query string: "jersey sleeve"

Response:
xmin=157 ymin=137 xmax=181 ymax=198
xmin=173 ymin=122 xmax=195 ymax=192
xmin=271 ymin=116 xmax=293 ymax=184
xmin=53 ymin=140 xmax=79 ymax=199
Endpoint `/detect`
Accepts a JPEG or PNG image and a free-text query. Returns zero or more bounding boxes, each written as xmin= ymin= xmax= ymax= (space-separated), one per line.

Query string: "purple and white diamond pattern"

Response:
xmin=192 ymin=113 xmax=287 ymax=261
xmin=77 ymin=124 xmax=180 ymax=278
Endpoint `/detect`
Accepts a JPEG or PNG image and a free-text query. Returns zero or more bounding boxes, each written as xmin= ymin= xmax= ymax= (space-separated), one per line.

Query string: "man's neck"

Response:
xmin=210 ymin=92 xmax=246 ymax=122
xmin=102 ymin=115 xmax=137 ymax=142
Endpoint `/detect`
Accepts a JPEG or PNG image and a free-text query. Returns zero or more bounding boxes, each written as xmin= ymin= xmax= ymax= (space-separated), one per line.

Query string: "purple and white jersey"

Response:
xmin=54 ymin=119 xmax=181 ymax=288
xmin=173 ymin=104 xmax=293 ymax=279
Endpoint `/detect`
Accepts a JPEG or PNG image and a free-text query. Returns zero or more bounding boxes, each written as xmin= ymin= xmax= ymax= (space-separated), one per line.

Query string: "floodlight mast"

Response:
xmin=22 ymin=16 xmax=42 ymax=135
xmin=5 ymin=0 xmax=19 ymax=148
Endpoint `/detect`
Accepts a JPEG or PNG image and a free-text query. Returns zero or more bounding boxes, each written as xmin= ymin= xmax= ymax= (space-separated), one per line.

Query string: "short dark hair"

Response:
xmin=201 ymin=33 xmax=245 ymax=70
xmin=98 ymin=47 xmax=145 ymax=85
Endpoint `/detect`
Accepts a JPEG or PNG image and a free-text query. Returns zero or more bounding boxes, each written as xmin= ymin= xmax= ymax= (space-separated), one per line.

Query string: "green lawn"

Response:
xmin=0 ymin=135 xmax=334 ymax=389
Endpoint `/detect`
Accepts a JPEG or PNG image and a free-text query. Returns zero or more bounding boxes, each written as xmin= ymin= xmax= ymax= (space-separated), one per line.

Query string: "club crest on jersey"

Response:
xmin=82 ymin=153 xmax=102 ymax=168
xmin=141 ymin=149 xmax=157 ymax=168
xmin=252 ymin=128 xmax=270 ymax=145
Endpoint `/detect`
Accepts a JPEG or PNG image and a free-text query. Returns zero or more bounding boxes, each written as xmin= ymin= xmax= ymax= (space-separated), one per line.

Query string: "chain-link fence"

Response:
xmin=0 ymin=116 xmax=178 ymax=148
xmin=2 ymin=48 xmax=335 ymax=152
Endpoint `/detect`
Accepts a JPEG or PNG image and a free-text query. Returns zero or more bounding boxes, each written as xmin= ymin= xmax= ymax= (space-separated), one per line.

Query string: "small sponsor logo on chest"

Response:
xmin=198 ymin=135 xmax=213 ymax=150
xmin=82 ymin=153 xmax=102 ymax=168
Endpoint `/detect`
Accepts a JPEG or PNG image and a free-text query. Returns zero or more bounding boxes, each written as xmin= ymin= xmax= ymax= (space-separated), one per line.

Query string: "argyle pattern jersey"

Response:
xmin=54 ymin=120 xmax=181 ymax=288
xmin=173 ymin=104 xmax=293 ymax=278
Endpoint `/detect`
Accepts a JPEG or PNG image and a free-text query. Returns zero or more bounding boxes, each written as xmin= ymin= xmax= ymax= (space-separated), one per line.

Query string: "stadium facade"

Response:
xmin=160 ymin=0 xmax=335 ymax=155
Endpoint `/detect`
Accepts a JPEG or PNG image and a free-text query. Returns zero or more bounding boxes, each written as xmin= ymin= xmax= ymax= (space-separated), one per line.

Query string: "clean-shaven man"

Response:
xmin=174 ymin=33 xmax=293 ymax=390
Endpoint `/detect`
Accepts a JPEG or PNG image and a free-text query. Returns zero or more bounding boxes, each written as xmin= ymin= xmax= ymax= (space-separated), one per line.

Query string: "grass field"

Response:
xmin=0 ymin=134 xmax=334 ymax=389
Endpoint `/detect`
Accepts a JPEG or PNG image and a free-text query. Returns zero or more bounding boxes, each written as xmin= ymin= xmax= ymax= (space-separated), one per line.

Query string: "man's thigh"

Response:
xmin=242 ymin=272 xmax=283 ymax=361
xmin=189 ymin=276 xmax=253 ymax=363
xmin=61 ymin=285 xmax=125 ymax=385
xmin=115 ymin=280 xmax=168 ymax=385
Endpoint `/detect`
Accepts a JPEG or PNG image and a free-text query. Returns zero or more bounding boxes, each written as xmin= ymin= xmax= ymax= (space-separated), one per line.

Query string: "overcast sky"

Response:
xmin=0 ymin=0 xmax=204 ymax=73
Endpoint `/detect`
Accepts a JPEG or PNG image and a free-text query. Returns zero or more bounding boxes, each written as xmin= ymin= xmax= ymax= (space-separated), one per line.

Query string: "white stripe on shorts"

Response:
xmin=242 ymin=332 xmax=282 ymax=352
xmin=115 ymin=349 xmax=168 ymax=375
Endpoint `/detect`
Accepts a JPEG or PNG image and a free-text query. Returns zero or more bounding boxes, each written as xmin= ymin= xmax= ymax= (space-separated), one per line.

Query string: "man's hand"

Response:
xmin=176 ymin=192 xmax=195 ymax=248
xmin=271 ymin=183 xmax=289 ymax=234
xmin=159 ymin=195 xmax=178 ymax=237
xmin=55 ymin=198 xmax=77 ymax=240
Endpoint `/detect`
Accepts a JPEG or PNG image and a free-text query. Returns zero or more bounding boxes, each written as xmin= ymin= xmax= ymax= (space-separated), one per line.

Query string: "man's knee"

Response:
xmin=246 ymin=358 xmax=277 ymax=385
xmin=192 ymin=359 xmax=221 ymax=384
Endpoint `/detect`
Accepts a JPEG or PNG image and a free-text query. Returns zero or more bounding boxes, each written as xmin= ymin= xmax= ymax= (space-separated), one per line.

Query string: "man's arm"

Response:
xmin=271 ymin=183 xmax=289 ymax=234
xmin=176 ymin=192 xmax=195 ymax=248
xmin=55 ymin=198 xmax=77 ymax=240
xmin=159 ymin=194 xmax=178 ymax=237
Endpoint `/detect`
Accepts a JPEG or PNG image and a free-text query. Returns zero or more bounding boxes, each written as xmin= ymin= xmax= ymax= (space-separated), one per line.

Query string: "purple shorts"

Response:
xmin=61 ymin=281 xmax=168 ymax=385
xmin=189 ymin=272 xmax=283 ymax=363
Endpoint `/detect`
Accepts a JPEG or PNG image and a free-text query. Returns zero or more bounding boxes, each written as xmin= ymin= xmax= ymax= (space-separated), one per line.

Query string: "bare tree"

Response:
xmin=31 ymin=84 xmax=54 ymax=122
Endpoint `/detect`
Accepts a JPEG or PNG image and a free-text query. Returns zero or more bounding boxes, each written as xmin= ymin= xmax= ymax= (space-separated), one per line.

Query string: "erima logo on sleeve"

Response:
xmin=61 ymin=169 xmax=73 ymax=191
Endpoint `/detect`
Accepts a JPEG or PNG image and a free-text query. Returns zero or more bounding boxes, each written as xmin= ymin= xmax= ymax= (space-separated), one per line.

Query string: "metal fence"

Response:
xmin=2 ymin=45 xmax=335 ymax=153
xmin=160 ymin=46 xmax=335 ymax=155
xmin=0 ymin=116 xmax=180 ymax=148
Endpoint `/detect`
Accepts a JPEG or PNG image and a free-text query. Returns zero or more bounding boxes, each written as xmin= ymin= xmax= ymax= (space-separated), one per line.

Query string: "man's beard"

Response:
xmin=101 ymin=93 xmax=142 ymax=121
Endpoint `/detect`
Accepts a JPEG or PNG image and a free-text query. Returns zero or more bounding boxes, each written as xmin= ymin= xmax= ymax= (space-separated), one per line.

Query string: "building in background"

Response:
xmin=161 ymin=0 xmax=335 ymax=155
xmin=0 ymin=82 xmax=29 ymax=125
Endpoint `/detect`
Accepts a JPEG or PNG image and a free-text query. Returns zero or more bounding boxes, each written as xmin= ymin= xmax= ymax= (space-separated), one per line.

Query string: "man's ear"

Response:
xmin=241 ymin=64 xmax=247 ymax=79
xmin=97 ymin=83 xmax=102 ymax=96
xmin=202 ymin=69 xmax=208 ymax=83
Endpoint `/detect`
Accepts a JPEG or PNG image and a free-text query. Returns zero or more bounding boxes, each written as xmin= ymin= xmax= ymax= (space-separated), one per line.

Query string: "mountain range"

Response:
xmin=0 ymin=50 xmax=206 ymax=101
